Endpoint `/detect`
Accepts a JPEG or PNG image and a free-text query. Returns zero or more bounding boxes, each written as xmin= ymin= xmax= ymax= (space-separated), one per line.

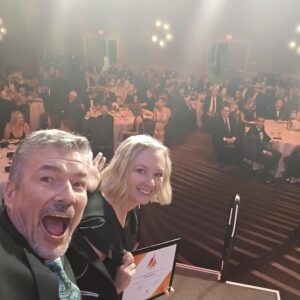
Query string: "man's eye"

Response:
xmin=40 ymin=177 xmax=53 ymax=183
xmin=73 ymin=181 xmax=87 ymax=189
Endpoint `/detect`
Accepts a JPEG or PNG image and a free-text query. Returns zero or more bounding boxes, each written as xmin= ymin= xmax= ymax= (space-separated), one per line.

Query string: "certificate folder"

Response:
xmin=122 ymin=238 xmax=180 ymax=300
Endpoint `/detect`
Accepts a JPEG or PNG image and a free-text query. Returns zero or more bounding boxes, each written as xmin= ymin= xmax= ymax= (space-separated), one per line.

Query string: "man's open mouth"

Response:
xmin=42 ymin=215 xmax=71 ymax=237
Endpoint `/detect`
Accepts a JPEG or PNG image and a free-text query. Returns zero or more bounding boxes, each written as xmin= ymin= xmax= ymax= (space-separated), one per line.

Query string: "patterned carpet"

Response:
xmin=139 ymin=129 xmax=300 ymax=300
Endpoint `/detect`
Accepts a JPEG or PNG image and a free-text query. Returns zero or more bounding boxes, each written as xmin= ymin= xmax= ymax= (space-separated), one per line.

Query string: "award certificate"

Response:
xmin=122 ymin=238 xmax=180 ymax=300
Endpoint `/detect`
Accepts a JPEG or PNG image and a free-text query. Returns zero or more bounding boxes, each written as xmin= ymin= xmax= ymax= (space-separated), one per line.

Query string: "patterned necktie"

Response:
xmin=44 ymin=257 xmax=81 ymax=300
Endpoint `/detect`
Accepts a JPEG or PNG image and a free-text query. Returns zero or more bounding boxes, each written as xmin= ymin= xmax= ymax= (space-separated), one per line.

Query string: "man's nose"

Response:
xmin=59 ymin=181 xmax=76 ymax=204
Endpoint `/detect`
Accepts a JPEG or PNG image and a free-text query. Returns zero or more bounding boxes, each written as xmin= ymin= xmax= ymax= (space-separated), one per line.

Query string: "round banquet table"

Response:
xmin=264 ymin=120 xmax=300 ymax=177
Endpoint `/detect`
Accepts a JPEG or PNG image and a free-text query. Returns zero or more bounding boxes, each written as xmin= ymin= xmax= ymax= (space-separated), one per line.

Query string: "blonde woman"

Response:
xmin=153 ymin=98 xmax=172 ymax=143
xmin=69 ymin=135 xmax=173 ymax=298
xmin=3 ymin=110 xmax=31 ymax=139
xmin=239 ymin=97 xmax=257 ymax=126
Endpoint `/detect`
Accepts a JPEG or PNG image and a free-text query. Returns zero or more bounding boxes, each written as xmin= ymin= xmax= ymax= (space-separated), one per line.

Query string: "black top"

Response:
xmin=74 ymin=190 xmax=139 ymax=279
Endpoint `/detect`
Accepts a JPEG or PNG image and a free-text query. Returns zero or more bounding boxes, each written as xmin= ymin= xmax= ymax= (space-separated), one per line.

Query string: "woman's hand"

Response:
xmin=114 ymin=251 xmax=136 ymax=294
xmin=87 ymin=152 xmax=106 ymax=192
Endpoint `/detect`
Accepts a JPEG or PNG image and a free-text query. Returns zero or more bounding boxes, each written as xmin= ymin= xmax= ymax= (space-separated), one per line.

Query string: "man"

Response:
xmin=283 ymin=146 xmax=300 ymax=183
xmin=247 ymin=116 xmax=281 ymax=184
xmin=202 ymin=87 xmax=223 ymax=132
xmin=82 ymin=104 xmax=114 ymax=159
xmin=268 ymin=98 xmax=288 ymax=121
xmin=0 ymin=129 xmax=121 ymax=299
xmin=212 ymin=104 xmax=240 ymax=166
xmin=252 ymin=83 xmax=266 ymax=117
xmin=60 ymin=90 xmax=85 ymax=131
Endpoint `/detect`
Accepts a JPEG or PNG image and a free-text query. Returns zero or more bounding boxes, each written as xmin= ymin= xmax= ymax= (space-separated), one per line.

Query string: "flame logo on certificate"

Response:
xmin=147 ymin=253 xmax=157 ymax=270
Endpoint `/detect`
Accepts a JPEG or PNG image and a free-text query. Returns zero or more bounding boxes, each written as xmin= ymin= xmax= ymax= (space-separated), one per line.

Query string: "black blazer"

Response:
xmin=203 ymin=95 xmax=223 ymax=114
xmin=267 ymin=106 xmax=288 ymax=121
xmin=68 ymin=190 xmax=138 ymax=300
xmin=247 ymin=126 xmax=272 ymax=154
xmin=213 ymin=114 xmax=239 ymax=145
xmin=0 ymin=210 xmax=71 ymax=300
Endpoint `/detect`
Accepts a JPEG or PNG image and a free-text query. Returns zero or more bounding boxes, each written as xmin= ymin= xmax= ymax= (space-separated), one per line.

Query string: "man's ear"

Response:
xmin=3 ymin=180 xmax=16 ymax=209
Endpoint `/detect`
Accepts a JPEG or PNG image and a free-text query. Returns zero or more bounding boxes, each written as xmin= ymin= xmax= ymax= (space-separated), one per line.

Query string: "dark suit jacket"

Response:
xmin=267 ymin=106 xmax=288 ymax=121
xmin=247 ymin=125 xmax=271 ymax=155
xmin=203 ymin=95 xmax=223 ymax=114
xmin=0 ymin=210 xmax=72 ymax=300
xmin=254 ymin=92 xmax=267 ymax=116
xmin=82 ymin=113 xmax=114 ymax=149
xmin=213 ymin=114 xmax=239 ymax=145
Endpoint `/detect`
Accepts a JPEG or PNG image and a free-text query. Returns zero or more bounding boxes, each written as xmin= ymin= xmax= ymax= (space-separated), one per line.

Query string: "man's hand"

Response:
xmin=114 ymin=251 xmax=136 ymax=294
xmin=87 ymin=152 xmax=106 ymax=192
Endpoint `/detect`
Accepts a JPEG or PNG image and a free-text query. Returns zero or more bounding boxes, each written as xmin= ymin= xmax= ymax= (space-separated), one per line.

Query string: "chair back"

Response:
xmin=139 ymin=119 xmax=155 ymax=136
xmin=241 ymin=134 xmax=259 ymax=161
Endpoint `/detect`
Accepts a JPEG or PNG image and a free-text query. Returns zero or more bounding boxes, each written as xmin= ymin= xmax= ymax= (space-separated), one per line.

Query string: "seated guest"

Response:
xmin=196 ymin=75 xmax=211 ymax=93
xmin=82 ymin=104 xmax=114 ymax=159
xmin=103 ymin=86 xmax=116 ymax=108
xmin=247 ymin=116 xmax=281 ymax=184
xmin=4 ymin=110 xmax=31 ymax=139
xmin=212 ymin=104 xmax=240 ymax=166
xmin=267 ymin=98 xmax=289 ymax=121
xmin=60 ymin=90 xmax=85 ymax=132
xmin=0 ymin=130 xmax=121 ymax=299
xmin=240 ymin=97 xmax=257 ymax=127
xmin=284 ymin=146 xmax=300 ymax=182
xmin=124 ymin=84 xmax=137 ymax=104
xmin=153 ymin=98 xmax=172 ymax=143
xmin=68 ymin=135 xmax=173 ymax=297
xmin=143 ymin=89 xmax=156 ymax=111
xmin=232 ymin=89 xmax=245 ymax=107
xmin=202 ymin=87 xmax=223 ymax=133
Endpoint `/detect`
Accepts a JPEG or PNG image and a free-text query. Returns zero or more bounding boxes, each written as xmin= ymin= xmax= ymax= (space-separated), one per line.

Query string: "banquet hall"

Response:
xmin=1 ymin=0 xmax=300 ymax=299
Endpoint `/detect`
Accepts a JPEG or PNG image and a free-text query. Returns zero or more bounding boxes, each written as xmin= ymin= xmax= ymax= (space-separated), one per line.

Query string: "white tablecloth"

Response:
xmin=264 ymin=120 xmax=300 ymax=177
xmin=112 ymin=111 xmax=134 ymax=151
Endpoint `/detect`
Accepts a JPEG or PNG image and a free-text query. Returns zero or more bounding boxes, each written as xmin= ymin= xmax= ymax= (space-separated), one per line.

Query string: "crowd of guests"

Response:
xmin=202 ymin=79 xmax=300 ymax=184
xmin=1 ymin=64 xmax=300 ymax=183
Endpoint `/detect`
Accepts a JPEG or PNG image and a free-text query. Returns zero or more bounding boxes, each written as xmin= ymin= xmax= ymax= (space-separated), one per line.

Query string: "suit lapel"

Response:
xmin=24 ymin=250 xmax=58 ymax=300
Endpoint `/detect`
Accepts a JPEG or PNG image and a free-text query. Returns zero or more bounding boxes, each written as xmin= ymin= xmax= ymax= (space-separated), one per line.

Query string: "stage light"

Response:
xmin=98 ymin=29 xmax=104 ymax=35
xmin=152 ymin=35 xmax=158 ymax=43
xmin=297 ymin=47 xmax=300 ymax=54
xmin=289 ymin=41 xmax=297 ymax=48
xmin=152 ymin=19 xmax=173 ymax=48
xmin=159 ymin=40 xmax=165 ymax=47
xmin=166 ymin=33 xmax=172 ymax=40
xmin=0 ymin=27 xmax=6 ymax=34
xmin=296 ymin=25 xmax=300 ymax=33
xmin=0 ymin=18 xmax=6 ymax=41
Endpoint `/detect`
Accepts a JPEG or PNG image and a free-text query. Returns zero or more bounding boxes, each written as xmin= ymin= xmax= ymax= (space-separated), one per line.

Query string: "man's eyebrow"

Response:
xmin=37 ymin=164 xmax=61 ymax=172
xmin=37 ymin=164 xmax=88 ymax=177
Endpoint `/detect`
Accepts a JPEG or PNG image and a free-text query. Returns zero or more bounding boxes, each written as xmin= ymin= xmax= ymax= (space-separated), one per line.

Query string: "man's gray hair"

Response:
xmin=9 ymin=129 xmax=93 ymax=186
